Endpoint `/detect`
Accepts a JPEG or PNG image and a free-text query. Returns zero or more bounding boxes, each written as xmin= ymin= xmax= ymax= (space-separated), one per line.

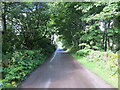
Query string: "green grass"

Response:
xmin=72 ymin=54 xmax=118 ymax=88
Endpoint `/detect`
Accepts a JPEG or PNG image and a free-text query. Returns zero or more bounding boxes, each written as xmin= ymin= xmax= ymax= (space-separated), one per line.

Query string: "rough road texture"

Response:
xmin=20 ymin=49 xmax=115 ymax=88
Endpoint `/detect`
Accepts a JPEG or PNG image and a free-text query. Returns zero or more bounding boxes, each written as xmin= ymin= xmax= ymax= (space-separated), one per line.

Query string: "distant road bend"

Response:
xmin=20 ymin=48 xmax=116 ymax=88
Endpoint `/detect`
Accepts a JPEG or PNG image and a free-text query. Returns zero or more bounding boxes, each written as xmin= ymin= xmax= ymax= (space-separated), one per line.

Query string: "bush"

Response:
xmin=2 ymin=50 xmax=49 ymax=88
xmin=76 ymin=49 xmax=91 ymax=56
xmin=86 ymin=50 xmax=118 ymax=76
xmin=76 ymin=48 xmax=92 ymax=56
xmin=76 ymin=43 xmax=92 ymax=56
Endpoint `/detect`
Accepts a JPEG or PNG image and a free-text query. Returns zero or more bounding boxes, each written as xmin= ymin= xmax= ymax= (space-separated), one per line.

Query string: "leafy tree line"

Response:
xmin=49 ymin=2 xmax=120 ymax=52
xmin=0 ymin=2 xmax=120 ymax=88
xmin=47 ymin=2 xmax=119 ymax=87
xmin=1 ymin=2 xmax=56 ymax=88
xmin=48 ymin=3 xmax=119 ymax=86
xmin=2 ymin=2 xmax=55 ymax=53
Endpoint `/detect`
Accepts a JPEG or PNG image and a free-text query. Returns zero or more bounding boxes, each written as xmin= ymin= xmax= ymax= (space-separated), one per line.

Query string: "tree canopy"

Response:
xmin=48 ymin=2 xmax=120 ymax=52
xmin=1 ymin=2 xmax=120 ymax=88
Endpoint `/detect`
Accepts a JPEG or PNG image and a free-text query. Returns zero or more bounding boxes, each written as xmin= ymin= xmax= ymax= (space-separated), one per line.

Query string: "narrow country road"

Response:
xmin=20 ymin=48 xmax=115 ymax=88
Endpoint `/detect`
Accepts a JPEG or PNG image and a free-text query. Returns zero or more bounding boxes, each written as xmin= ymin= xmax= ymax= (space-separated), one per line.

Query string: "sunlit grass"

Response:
xmin=72 ymin=54 xmax=118 ymax=88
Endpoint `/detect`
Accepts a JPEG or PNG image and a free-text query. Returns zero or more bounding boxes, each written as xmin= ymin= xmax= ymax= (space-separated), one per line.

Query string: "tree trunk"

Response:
xmin=1 ymin=2 xmax=6 ymax=34
xmin=104 ymin=22 xmax=108 ymax=52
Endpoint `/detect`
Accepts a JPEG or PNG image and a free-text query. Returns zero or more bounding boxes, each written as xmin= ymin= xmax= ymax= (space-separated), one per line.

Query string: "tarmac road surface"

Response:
xmin=20 ymin=48 xmax=116 ymax=89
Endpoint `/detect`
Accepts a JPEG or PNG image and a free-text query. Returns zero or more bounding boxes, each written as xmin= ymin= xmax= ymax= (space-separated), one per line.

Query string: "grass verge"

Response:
xmin=72 ymin=54 xmax=118 ymax=88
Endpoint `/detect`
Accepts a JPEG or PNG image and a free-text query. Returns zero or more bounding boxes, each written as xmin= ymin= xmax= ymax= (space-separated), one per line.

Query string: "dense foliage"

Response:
xmin=86 ymin=50 xmax=118 ymax=75
xmin=1 ymin=2 xmax=55 ymax=88
xmin=48 ymin=2 xmax=119 ymax=87
xmin=49 ymin=2 xmax=120 ymax=52
xmin=2 ymin=50 xmax=48 ymax=88
xmin=73 ymin=51 xmax=118 ymax=87
xmin=0 ymin=1 xmax=119 ymax=88
xmin=2 ymin=2 xmax=55 ymax=52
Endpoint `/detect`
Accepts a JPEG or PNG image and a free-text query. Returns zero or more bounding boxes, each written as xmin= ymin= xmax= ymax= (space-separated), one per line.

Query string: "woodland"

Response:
xmin=0 ymin=2 xmax=119 ymax=88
